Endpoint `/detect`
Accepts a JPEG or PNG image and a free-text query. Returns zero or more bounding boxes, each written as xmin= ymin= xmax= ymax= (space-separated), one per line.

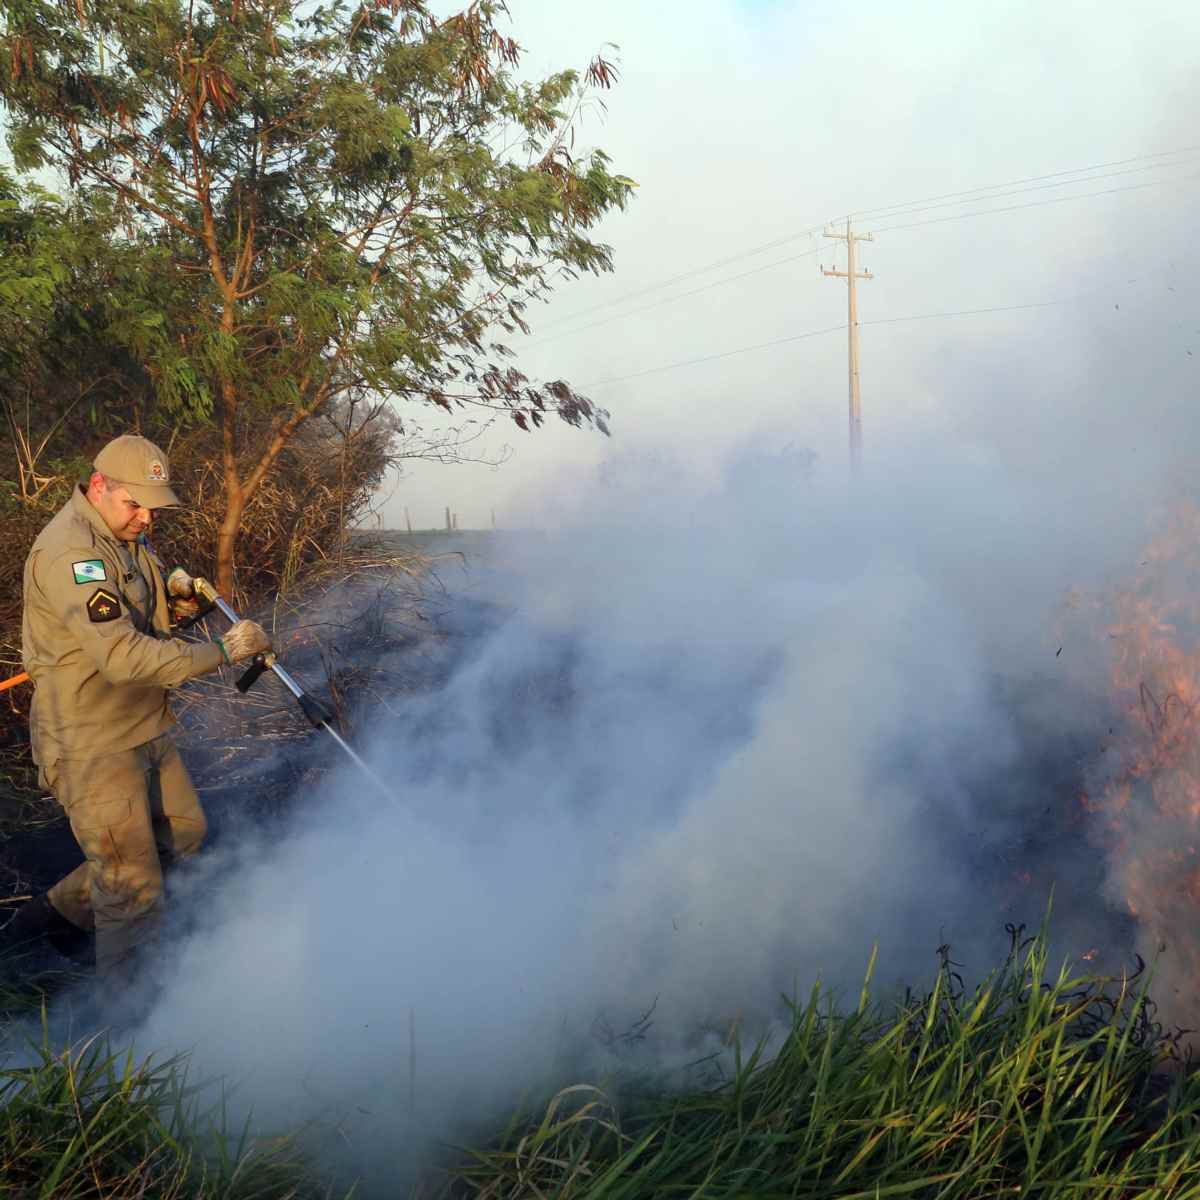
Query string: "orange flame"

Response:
xmin=1093 ymin=501 xmax=1200 ymax=1012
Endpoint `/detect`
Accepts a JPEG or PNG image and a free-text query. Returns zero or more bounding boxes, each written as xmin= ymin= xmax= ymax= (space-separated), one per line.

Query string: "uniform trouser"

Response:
xmin=40 ymin=733 xmax=207 ymax=978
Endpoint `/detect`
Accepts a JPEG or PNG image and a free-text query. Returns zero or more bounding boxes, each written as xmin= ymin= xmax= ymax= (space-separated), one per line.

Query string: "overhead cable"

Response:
xmin=532 ymin=166 xmax=1190 ymax=346
xmin=863 ymin=300 xmax=1071 ymax=326
xmin=534 ymin=223 xmax=825 ymax=333
xmin=851 ymin=145 xmax=1200 ymax=221
xmin=873 ymin=171 xmax=1200 ymax=233
xmin=584 ymin=296 xmax=1111 ymax=390
xmin=537 ymin=146 xmax=1198 ymax=335
xmin=852 ymin=158 xmax=1200 ymax=225
xmin=529 ymin=247 xmax=822 ymax=345
xmin=583 ymin=325 xmax=844 ymax=389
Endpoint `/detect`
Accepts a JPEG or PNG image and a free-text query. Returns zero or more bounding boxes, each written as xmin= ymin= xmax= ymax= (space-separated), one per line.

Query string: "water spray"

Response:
xmin=193 ymin=578 xmax=395 ymax=802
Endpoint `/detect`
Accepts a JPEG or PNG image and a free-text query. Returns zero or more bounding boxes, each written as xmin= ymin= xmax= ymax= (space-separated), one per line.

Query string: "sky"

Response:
xmin=386 ymin=0 xmax=1200 ymax=529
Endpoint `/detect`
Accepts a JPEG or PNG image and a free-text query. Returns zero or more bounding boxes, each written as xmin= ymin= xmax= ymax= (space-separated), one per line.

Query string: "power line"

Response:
xmin=531 ymin=165 xmax=1193 ymax=348
xmin=853 ymin=158 xmax=1200 ymax=225
xmin=852 ymin=145 xmax=1200 ymax=221
xmin=873 ymin=171 xmax=1200 ymax=233
xmin=583 ymin=325 xmax=845 ymax=389
xmin=528 ymin=246 xmax=821 ymax=345
xmin=535 ymin=145 xmax=1198 ymax=334
xmin=533 ymin=163 xmax=1195 ymax=347
xmin=863 ymin=300 xmax=1070 ymax=326
xmin=584 ymin=296 xmax=1108 ymax=390
xmin=534 ymin=223 xmax=825 ymax=333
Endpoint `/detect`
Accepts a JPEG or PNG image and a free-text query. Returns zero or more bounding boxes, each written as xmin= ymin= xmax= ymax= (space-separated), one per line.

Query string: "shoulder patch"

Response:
xmin=86 ymin=588 xmax=121 ymax=624
xmin=72 ymin=559 xmax=107 ymax=585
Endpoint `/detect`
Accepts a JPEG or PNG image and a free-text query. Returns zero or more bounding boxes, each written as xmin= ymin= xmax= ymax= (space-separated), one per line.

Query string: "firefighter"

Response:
xmin=0 ymin=435 xmax=270 ymax=984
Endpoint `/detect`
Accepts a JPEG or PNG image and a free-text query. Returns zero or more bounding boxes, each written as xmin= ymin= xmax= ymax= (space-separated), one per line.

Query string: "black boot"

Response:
xmin=45 ymin=907 xmax=95 ymax=966
xmin=0 ymin=893 xmax=93 ymax=966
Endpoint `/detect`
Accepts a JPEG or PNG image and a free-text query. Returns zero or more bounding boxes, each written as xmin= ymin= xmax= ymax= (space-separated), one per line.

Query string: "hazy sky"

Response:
xmin=387 ymin=0 xmax=1200 ymax=528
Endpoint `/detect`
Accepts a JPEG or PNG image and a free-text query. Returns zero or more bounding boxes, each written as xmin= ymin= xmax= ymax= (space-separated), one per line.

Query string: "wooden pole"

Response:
xmin=822 ymin=220 xmax=874 ymax=472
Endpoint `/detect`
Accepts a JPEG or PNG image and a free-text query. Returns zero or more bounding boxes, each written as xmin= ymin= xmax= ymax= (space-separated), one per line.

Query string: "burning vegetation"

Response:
xmin=1086 ymin=500 xmax=1200 ymax=1023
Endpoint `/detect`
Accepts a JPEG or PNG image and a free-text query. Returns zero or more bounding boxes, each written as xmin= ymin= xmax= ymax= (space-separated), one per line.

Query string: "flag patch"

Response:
xmin=72 ymin=560 xmax=107 ymax=584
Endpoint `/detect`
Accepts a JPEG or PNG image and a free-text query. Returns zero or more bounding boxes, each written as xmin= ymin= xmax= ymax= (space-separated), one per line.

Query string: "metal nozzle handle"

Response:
xmin=193 ymin=578 xmax=307 ymax=703
xmin=188 ymin=579 xmax=392 ymax=800
xmin=193 ymin=577 xmax=238 ymax=625
xmin=236 ymin=654 xmax=272 ymax=693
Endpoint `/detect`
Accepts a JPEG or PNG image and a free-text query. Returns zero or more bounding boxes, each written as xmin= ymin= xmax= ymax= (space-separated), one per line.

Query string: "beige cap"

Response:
xmin=93 ymin=435 xmax=182 ymax=508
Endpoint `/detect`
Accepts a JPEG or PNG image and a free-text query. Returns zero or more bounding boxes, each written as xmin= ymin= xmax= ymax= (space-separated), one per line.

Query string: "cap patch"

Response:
xmin=72 ymin=559 xmax=107 ymax=585
xmin=148 ymin=460 xmax=167 ymax=482
xmin=87 ymin=588 xmax=121 ymax=624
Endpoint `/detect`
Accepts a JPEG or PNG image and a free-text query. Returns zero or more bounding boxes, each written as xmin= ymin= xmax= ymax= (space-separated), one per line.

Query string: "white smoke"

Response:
xmin=14 ymin=249 xmax=1198 ymax=1186
xmin=89 ymin=420 xmax=1170 ymax=1190
xmin=13 ymin=71 xmax=1200 ymax=1195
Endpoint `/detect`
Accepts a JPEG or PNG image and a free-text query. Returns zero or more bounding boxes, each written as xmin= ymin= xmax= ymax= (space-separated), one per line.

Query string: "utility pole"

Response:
xmin=821 ymin=219 xmax=874 ymax=471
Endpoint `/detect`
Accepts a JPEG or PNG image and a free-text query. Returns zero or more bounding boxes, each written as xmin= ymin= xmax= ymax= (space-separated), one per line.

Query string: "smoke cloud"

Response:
xmin=9 ymin=5 xmax=1200 ymax=1191
xmin=108 ymin=415 xmax=1190 ymax=1189
xmin=6 ymin=177 xmax=1193 ymax=1199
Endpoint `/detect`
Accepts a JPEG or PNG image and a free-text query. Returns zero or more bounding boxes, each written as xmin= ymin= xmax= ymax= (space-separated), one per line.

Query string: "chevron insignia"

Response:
xmin=86 ymin=588 xmax=121 ymax=624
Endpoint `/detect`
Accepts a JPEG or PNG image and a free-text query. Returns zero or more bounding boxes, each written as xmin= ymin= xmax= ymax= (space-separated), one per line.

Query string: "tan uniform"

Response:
xmin=21 ymin=486 xmax=225 ymax=976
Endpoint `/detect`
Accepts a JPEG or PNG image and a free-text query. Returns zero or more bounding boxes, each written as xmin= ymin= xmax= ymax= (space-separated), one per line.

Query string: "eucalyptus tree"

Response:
xmin=0 ymin=0 xmax=634 ymax=593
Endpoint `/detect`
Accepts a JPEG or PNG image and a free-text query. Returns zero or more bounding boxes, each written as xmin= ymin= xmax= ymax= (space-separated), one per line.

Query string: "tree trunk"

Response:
xmin=212 ymin=367 xmax=327 ymax=597
xmin=215 ymin=490 xmax=244 ymax=599
xmin=216 ymin=370 xmax=242 ymax=598
xmin=216 ymin=398 xmax=243 ymax=598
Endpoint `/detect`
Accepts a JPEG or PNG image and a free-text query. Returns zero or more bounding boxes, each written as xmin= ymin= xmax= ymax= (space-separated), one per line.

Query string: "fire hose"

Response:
xmin=191 ymin=578 xmax=393 ymax=800
xmin=0 ymin=583 xmax=392 ymax=801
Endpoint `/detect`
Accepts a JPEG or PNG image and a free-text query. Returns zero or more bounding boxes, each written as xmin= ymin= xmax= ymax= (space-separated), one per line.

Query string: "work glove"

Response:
xmin=166 ymin=567 xmax=201 ymax=622
xmin=217 ymin=619 xmax=272 ymax=665
xmin=166 ymin=567 xmax=195 ymax=598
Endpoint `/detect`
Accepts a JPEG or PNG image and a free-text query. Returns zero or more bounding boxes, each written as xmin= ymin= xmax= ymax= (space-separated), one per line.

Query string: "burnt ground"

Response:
xmin=0 ymin=530 xmax=1139 ymax=989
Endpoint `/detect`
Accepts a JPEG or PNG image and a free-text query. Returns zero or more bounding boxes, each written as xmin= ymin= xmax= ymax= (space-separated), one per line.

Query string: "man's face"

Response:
xmin=93 ymin=477 xmax=153 ymax=541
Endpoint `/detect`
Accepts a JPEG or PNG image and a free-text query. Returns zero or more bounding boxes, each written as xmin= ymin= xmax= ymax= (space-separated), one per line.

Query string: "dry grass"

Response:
xmin=170 ymin=549 xmax=430 ymax=782
xmin=152 ymin=415 xmax=399 ymax=608
xmin=0 ymin=409 xmax=420 ymax=815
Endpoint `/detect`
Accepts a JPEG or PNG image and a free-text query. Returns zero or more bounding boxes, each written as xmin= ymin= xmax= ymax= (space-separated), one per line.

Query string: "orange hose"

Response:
xmin=0 ymin=672 xmax=29 ymax=693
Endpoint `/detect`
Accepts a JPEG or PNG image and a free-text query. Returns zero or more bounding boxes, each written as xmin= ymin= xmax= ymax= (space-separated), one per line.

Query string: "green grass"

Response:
xmin=5 ymin=927 xmax=1200 ymax=1198
xmin=443 ymin=930 xmax=1200 ymax=1200
xmin=0 ymin=1009 xmax=337 ymax=1199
